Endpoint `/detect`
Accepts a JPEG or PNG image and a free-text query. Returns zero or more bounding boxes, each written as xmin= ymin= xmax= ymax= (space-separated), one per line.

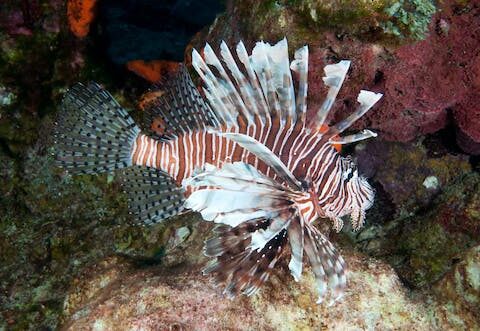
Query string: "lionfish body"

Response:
xmin=55 ymin=39 xmax=382 ymax=303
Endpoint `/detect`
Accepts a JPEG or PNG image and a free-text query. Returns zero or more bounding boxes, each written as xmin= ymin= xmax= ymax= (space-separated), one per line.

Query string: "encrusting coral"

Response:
xmin=61 ymin=249 xmax=446 ymax=330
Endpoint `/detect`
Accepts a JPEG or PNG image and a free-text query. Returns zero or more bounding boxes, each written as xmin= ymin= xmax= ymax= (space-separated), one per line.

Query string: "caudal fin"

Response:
xmin=54 ymin=82 xmax=141 ymax=174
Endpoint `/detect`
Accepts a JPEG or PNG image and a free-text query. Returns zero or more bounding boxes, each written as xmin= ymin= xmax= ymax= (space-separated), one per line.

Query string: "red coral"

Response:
xmin=384 ymin=2 xmax=480 ymax=152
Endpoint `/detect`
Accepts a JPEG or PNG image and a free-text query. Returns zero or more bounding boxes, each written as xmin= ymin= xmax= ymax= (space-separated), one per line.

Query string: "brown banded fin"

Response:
xmin=203 ymin=218 xmax=289 ymax=298
xmin=303 ymin=222 xmax=347 ymax=304
xmin=290 ymin=45 xmax=309 ymax=121
xmin=143 ymin=65 xmax=219 ymax=139
xmin=119 ymin=166 xmax=185 ymax=225
xmin=192 ymin=39 xmax=304 ymax=130
xmin=236 ymin=41 xmax=270 ymax=122
xmin=313 ymin=60 xmax=351 ymax=130
xmin=54 ymin=82 xmax=140 ymax=174
xmin=203 ymin=43 xmax=250 ymax=125
xmin=219 ymin=41 xmax=259 ymax=124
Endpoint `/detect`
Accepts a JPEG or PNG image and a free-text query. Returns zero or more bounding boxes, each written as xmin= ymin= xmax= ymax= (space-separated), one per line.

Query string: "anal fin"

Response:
xmin=119 ymin=166 xmax=185 ymax=225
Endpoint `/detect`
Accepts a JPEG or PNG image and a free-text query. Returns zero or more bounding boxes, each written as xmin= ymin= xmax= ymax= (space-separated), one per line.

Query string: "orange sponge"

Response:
xmin=126 ymin=60 xmax=180 ymax=83
xmin=67 ymin=0 xmax=97 ymax=38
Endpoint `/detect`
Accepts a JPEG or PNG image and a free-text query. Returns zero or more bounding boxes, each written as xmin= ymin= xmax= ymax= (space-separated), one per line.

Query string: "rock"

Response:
xmin=423 ymin=175 xmax=439 ymax=190
xmin=0 ymin=85 xmax=16 ymax=107
xmin=0 ymin=0 xmax=92 ymax=153
xmin=62 ymin=249 xmax=455 ymax=330
xmin=189 ymin=0 xmax=436 ymax=48
xmin=356 ymin=139 xmax=471 ymax=216
xmin=433 ymin=245 xmax=480 ymax=330
xmin=348 ymin=138 xmax=477 ymax=289
xmin=351 ymin=170 xmax=480 ymax=288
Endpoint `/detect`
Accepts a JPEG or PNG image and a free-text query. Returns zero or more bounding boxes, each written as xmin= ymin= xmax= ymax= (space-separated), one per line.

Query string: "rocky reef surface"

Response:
xmin=1 ymin=0 xmax=479 ymax=330
xmin=60 ymin=246 xmax=447 ymax=330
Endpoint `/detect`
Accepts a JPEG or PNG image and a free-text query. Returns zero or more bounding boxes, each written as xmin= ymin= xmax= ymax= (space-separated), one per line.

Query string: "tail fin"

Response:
xmin=54 ymin=82 xmax=140 ymax=174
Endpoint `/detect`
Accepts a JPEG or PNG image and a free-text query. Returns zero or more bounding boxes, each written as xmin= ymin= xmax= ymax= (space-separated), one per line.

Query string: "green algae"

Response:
xmin=0 ymin=149 xmax=127 ymax=329
xmin=227 ymin=0 xmax=436 ymax=46
xmin=384 ymin=172 xmax=479 ymax=288
xmin=397 ymin=221 xmax=471 ymax=287
xmin=381 ymin=0 xmax=436 ymax=40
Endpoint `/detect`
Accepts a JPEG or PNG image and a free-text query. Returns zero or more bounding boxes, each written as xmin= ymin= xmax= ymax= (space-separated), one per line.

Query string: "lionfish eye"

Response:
xmin=300 ymin=179 xmax=310 ymax=191
xmin=346 ymin=169 xmax=354 ymax=182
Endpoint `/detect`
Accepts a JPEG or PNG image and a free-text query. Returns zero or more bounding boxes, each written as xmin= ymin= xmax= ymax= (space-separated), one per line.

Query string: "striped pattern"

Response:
xmin=55 ymin=82 xmax=140 ymax=174
xmin=126 ymin=38 xmax=381 ymax=303
xmin=130 ymin=127 xmax=373 ymax=226
xmin=55 ymin=38 xmax=382 ymax=304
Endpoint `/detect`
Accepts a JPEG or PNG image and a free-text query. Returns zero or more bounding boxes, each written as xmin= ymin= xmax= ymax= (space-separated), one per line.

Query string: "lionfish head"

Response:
xmin=309 ymin=152 xmax=374 ymax=232
xmin=333 ymin=157 xmax=375 ymax=231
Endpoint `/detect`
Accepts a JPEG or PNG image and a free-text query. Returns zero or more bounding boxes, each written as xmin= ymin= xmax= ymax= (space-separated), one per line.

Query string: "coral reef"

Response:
xmin=0 ymin=140 xmax=206 ymax=328
xmin=356 ymin=139 xmax=471 ymax=215
xmin=351 ymin=140 xmax=479 ymax=288
xmin=433 ymin=245 xmax=480 ymax=330
xmin=1 ymin=0 xmax=479 ymax=329
xmin=0 ymin=140 xmax=125 ymax=329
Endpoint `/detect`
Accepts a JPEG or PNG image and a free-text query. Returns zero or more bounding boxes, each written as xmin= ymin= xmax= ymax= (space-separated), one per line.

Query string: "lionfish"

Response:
xmin=55 ymin=38 xmax=382 ymax=304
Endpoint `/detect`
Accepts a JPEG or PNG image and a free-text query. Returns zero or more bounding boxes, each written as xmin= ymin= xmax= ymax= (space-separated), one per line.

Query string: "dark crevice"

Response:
xmin=373 ymin=70 xmax=384 ymax=85
xmin=96 ymin=0 xmax=225 ymax=65
xmin=470 ymin=155 xmax=480 ymax=172
xmin=422 ymin=108 xmax=465 ymax=158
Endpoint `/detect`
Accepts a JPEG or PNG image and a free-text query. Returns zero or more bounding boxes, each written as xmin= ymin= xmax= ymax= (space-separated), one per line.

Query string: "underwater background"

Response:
xmin=0 ymin=0 xmax=479 ymax=330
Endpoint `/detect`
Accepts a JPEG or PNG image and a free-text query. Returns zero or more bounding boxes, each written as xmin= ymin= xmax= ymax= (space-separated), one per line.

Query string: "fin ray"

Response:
xmin=120 ymin=166 xmax=185 ymax=225
xmin=143 ymin=66 xmax=219 ymax=138
xmin=214 ymin=131 xmax=302 ymax=190
xmin=331 ymin=90 xmax=383 ymax=134
xmin=55 ymin=82 xmax=140 ymax=174
xmin=313 ymin=60 xmax=350 ymax=130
